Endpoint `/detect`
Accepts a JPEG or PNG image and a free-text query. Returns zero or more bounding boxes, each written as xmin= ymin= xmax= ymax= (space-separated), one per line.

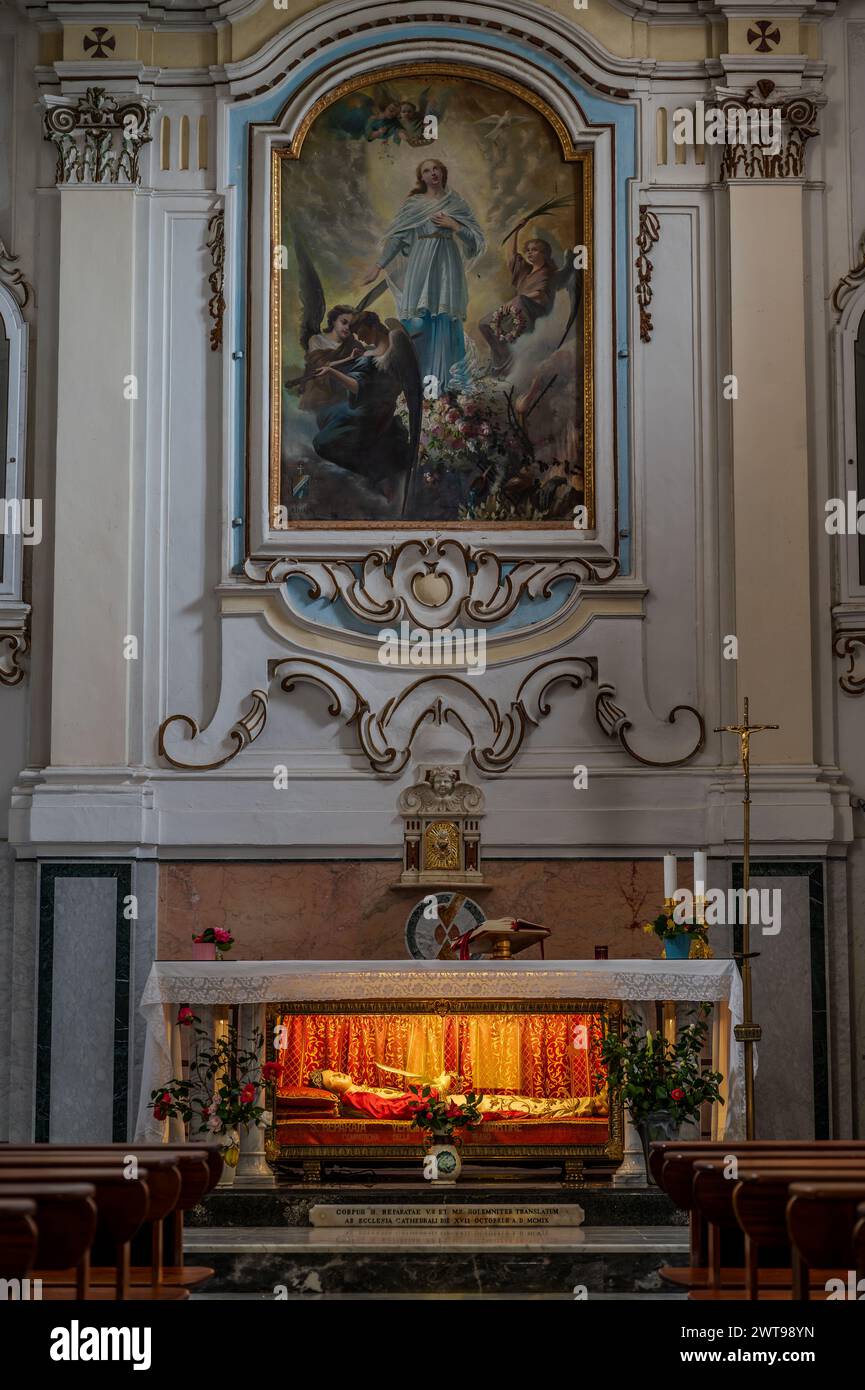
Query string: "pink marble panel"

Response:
xmin=158 ymin=859 xmax=697 ymax=962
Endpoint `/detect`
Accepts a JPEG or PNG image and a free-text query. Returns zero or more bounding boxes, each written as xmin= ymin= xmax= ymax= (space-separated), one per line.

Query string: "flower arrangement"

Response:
xmin=191 ymin=926 xmax=234 ymax=956
xmin=643 ymin=909 xmax=708 ymax=948
xmin=490 ymin=301 xmax=528 ymax=343
xmin=149 ymin=1017 xmax=273 ymax=1166
xmin=396 ymin=386 xmax=581 ymax=524
xmin=597 ymin=1006 xmax=723 ymax=1128
xmin=408 ymin=1085 xmax=484 ymax=1145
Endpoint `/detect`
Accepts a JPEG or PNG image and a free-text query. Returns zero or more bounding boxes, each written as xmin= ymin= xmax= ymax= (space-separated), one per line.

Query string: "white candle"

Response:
xmin=693 ymin=851 xmax=707 ymax=896
xmin=663 ymin=854 xmax=677 ymax=899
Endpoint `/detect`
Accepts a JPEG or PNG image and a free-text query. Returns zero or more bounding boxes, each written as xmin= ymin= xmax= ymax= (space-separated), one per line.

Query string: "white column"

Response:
xmin=235 ymin=1003 xmax=275 ymax=1183
xmin=727 ymin=183 xmax=813 ymax=762
xmin=51 ymin=187 xmax=138 ymax=766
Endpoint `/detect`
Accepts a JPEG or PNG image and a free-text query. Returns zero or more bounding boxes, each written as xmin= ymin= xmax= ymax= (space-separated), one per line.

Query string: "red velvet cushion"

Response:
xmin=276 ymin=1086 xmax=340 ymax=1116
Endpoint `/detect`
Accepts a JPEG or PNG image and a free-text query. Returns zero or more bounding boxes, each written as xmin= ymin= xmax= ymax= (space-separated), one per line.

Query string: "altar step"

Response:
xmin=189 ymin=1183 xmax=683 ymax=1230
xmin=184 ymin=1224 xmax=688 ymax=1296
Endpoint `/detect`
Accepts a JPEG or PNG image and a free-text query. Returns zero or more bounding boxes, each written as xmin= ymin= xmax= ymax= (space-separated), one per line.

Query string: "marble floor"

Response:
xmin=185 ymin=1224 xmax=688 ymax=1256
xmin=192 ymin=1291 xmax=688 ymax=1300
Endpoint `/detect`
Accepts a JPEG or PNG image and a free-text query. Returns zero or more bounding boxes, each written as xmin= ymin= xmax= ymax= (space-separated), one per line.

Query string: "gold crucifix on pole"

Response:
xmin=714 ymin=697 xmax=779 ymax=1139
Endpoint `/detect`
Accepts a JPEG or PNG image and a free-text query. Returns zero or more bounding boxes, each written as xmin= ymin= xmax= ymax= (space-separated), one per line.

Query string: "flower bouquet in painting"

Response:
xmin=597 ymin=1007 xmax=723 ymax=1184
xmin=150 ymin=1017 xmax=274 ymax=1182
xmin=408 ymin=1085 xmax=484 ymax=1185
xmin=191 ymin=926 xmax=235 ymax=960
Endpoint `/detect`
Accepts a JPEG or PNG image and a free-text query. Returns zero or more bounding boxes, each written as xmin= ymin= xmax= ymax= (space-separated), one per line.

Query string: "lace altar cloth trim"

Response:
xmin=134 ymin=960 xmax=745 ymax=1142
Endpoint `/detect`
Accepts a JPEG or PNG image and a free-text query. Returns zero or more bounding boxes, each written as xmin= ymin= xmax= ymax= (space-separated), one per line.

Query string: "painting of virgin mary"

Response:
xmin=271 ymin=69 xmax=593 ymax=528
xmin=362 ymin=158 xmax=486 ymax=392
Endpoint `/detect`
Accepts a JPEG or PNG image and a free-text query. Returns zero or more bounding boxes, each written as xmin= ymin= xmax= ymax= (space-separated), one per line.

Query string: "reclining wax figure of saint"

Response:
xmin=307 ymin=1067 xmax=608 ymax=1121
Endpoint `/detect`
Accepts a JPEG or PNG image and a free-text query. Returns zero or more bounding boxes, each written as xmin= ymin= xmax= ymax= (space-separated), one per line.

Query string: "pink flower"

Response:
xmin=213 ymin=928 xmax=232 ymax=944
xmin=176 ymin=1006 xmax=195 ymax=1027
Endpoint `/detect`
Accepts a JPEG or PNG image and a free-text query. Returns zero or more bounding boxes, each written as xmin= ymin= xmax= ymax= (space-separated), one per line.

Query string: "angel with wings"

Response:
xmin=311 ymin=310 xmax=422 ymax=512
xmin=478 ymin=215 xmax=581 ymax=376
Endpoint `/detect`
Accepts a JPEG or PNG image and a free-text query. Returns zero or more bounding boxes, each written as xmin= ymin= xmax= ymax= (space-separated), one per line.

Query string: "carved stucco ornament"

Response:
xmin=831 ymin=230 xmax=865 ymax=317
xmin=245 ymin=538 xmax=619 ymax=629
xmin=43 ymin=87 xmax=155 ymax=187
xmin=0 ymin=242 xmax=33 ymax=311
xmin=0 ymin=631 xmax=28 ymax=688
xmin=832 ymin=630 xmax=865 ymax=696
xmin=716 ymin=80 xmax=824 ymax=181
xmin=158 ymin=660 xmax=705 ymax=776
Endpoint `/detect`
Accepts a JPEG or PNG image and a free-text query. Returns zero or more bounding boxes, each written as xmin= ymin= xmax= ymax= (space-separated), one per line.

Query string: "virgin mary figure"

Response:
xmin=362 ymin=157 xmax=485 ymax=391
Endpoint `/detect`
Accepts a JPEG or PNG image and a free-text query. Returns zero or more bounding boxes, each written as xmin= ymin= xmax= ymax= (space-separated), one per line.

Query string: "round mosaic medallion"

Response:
xmin=404 ymin=892 xmax=486 ymax=960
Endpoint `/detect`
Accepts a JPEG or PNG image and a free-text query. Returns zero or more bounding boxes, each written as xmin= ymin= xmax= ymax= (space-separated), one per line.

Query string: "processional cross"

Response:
xmin=714 ymin=697 xmax=779 ymax=1139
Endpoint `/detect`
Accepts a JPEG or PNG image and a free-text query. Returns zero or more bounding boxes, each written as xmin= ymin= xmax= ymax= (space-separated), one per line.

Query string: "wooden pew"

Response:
xmin=786 ymin=1181 xmax=865 ymax=1300
xmin=0 ymin=1182 xmax=97 ymax=1298
xmin=855 ymin=1202 xmax=865 ymax=1285
xmin=655 ymin=1145 xmax=865 ymax=1290
xmin=0 ymin=1147 xmax=212 ymax=1290
xmin=692 ymin=1158 xmax=865 ymax=1300
xmin=0 ymin=1164 xmax=189 ymax=1300
xmin=0 ymin=1198 xmax=38 ymax=1282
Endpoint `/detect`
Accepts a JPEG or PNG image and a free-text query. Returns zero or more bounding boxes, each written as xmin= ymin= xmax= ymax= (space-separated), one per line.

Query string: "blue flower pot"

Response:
xmin=664 ymin=935 xmax=691 ymax=960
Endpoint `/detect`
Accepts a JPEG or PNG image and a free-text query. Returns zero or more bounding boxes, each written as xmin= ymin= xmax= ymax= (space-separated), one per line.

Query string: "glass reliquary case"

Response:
xmin=265 ymin=998 xmax=623 ymax=1184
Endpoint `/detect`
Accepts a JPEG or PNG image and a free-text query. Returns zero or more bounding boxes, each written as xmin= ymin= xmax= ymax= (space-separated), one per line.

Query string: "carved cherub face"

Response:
xmin=430 ymin=768 xmax=457 ymax=797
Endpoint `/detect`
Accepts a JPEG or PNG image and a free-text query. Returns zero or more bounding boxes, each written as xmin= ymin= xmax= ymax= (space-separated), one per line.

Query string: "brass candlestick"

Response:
xmin=715 ymin=697 xmax=779 ymax=1139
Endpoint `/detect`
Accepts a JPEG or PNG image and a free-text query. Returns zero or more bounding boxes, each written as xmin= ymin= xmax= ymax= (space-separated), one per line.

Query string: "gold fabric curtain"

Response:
xmin=278 ymin=1012 xmax=605 ymax=1099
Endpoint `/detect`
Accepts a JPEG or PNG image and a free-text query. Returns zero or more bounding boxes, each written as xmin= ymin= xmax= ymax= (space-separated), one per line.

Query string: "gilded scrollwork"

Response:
xmin=0 ymin=632 xmax=28 ymax=687
xmin=0 ymin=242 xmax=33 ymax=311
xmin=831 ymin=231 xmax=865 ymax=317
xmin=245 ymin=538 xmax=619 ymax=630
xmin=157 ymin=660 xmax=706 ymax=776
xmin=270 ymin=655 xmax=596 ymax=776
xmin=635 ymin=207 xmax=660 ymax=344
xmin=206 ymin=209 xmax=225 ymax=352
xmin=595 ymin=683 xmax=705 ymax=767
xmin=158 ymin=688 xmax=268 ymax=770
xmin=833 ymin=630 xmax=865 ymax=696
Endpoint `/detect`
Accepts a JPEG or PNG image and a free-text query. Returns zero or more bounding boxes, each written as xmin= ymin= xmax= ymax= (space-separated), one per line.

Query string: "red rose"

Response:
xmin=153 ymin=1090 xmax=172 ymax=1120
xmin=260 ymin=1062 xmax=282 ymax=1081
xmin=671 ymin=1088 xmax=685 ymax=1101
xmin=214 ymin=928 xmax=231 ymax=943
xmin=176 ymin=1007 xmax=195 ymax=1027
xmin=240 ymin=1083 xmax=256 ymax=1105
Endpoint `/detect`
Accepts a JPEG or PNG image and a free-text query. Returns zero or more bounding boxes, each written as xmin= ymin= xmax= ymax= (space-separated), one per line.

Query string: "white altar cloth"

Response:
xmin=134 ymin=958 xmax=745 ymax=1143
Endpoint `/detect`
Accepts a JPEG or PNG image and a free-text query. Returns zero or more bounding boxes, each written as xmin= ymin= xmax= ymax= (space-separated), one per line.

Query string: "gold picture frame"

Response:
xmin=268 ymin=62 xmax=594 ymax=531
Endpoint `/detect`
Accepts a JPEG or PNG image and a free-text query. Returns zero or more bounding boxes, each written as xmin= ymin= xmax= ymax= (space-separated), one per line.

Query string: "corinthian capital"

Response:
xmin=42 ymin=87 xmax=156 ymax=188
xmin=715 ymin=79 xmax=825 ymax=181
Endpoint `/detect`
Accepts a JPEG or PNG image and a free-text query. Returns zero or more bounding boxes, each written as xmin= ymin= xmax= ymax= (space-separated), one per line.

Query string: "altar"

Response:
xmin=135 ymin=959 xmax=745 ymax=1178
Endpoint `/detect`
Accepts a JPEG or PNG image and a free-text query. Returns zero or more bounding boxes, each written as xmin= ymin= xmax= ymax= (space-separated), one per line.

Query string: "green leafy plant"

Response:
xmin=149 ymin=1018 xmax=270 ymax=1156
xmin=408 ymin=1085 xmax=484 ymax=1144
xmin=597 ymin=1006 xmax=723 ymax=1126
xmin=643 ymin=911 xmax=708 ymax=945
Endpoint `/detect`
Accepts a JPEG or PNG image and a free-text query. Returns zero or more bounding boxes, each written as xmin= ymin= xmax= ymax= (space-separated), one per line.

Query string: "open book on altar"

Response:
xmin=452 ymin=918 xmax=551 ymax=959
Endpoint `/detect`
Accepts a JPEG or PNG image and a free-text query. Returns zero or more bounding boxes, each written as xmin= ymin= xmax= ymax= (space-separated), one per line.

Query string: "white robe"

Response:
xmin=379 ymin=189 xmax=485 ymax=322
